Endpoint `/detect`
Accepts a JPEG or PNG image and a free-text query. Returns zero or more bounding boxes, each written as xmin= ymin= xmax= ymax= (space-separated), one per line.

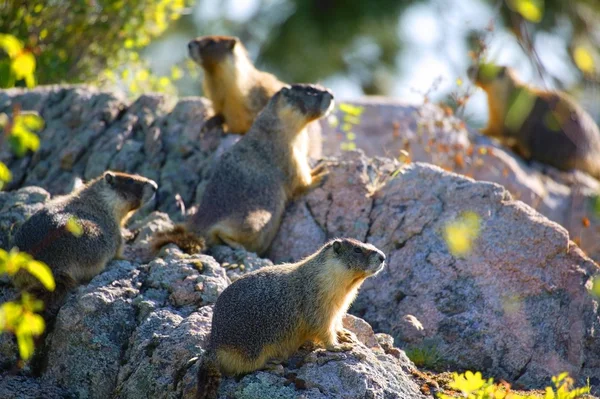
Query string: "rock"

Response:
xmin=2 ymin=87 xmax=600 ymax=396
xmin=0 ymin=186 xmax=50 ymax=250
xmin=0 ymin=375 xmax=74 ymax=399
xmin=319 ymin=98 xmax=600 ymax=263
xmin=272 ymin=152 xmax=600 ymax=389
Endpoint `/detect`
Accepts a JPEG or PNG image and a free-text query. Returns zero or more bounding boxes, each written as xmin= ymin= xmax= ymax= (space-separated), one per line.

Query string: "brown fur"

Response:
xmin=152 ymin=84 xmax=334 ymax=256
xmin=469 ymin=64 xmax=600 ymax=178
xmin=188 ymin=35 xmax=322 ymax=158
xmin=196 ymin=238 xmax=386 ymax=398
xmin=12 ymin=171 xmax=157 ymax=316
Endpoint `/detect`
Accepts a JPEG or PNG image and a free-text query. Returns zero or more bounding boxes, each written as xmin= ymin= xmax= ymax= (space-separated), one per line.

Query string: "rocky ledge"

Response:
xmin=0 ymin=86 xmax=599 ymax=397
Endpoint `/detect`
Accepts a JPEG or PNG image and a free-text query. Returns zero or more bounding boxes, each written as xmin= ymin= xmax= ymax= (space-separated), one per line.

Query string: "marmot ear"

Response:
xmin=332 ymin=240 xmax=342 ymax=254
xmin=104 ymin=172 xmax=115 ymax=185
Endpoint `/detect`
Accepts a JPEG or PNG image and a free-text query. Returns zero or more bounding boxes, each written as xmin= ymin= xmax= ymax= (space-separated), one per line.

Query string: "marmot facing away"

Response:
xmin=152 ymin=84 xmax=334 ymax=256
xmin=188 ymin=35 xmax=322 ymax=158
xmin=196 ymin=238 xmax=386 ymax=399
xmin=469 ymin=63 xmax=600 ymax=179
xmin=12 ymin=171 xmax=157 ymax=314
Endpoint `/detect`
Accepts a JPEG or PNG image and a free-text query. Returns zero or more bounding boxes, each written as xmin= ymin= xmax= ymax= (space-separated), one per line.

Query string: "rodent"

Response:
xmin=12 ymin=171 xmax=157 ymax=316
xmin=152 ymin=84 xmax=334 ymax=256
xmin=469 ymin=63 xmax=600 ymax=179
xmin=188 ymin=35 xmax=322 ymax=158
xmin=196 ymin=238 xmax=386 ymax=399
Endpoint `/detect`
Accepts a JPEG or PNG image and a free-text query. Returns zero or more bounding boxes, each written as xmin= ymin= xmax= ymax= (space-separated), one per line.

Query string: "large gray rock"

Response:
xmin=1 ymin=195 xmax=425 ymax=398
xmin=321 ymin=98 xmax=600 ymax=263
xmin=271 ymin=151 xmax=600 ymax=390
xmin=2 ymin=88 xmax=599 ymax=261
xmin=1 ymin=87 xmax=599 ymax=396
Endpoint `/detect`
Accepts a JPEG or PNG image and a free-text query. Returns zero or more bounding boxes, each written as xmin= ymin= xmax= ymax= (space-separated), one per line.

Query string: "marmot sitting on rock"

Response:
xmin=469 ymin=63 xmax=600 ymax=179
xmin=152 ymin=84 xmax=334 ymax=256
xmin=12 ymin=171 xmax=157 ymax=316
xmin=196 ymin=238 xmax=386 ymax=399
xmin=188 ymin=35 xmax=322 ymax=158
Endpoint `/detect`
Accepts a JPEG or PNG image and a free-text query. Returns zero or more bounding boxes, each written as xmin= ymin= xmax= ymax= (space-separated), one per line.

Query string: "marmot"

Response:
xmin=12 ymin=171 xmax=157 ymax=316
xmin=468 ymin=63 xmax=600 ymax=179
xmin=152 ymin=84 xmax=334 ymax=256
xmin=188 ymin=35 xmax=322 ymax=158
xmin=196 ymin=238 xmax=386 ymax=399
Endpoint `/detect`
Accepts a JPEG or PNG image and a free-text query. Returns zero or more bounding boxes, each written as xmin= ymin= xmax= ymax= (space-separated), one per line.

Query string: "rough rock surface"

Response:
xmin=271 ymin=151 xmax=600 ymax=390
xmin=1 ymin=86 xmax=599 ymax=396
xmin=321 ymin=98 xmax=600 ymax=263
xmin=0 ymin=190 xmax=427 ymax=398
xmin=2 ymin=88 xmax=599 ymax=261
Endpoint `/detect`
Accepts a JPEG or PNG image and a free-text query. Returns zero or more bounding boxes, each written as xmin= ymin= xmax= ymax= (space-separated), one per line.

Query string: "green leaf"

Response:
xmin=24 ymin=260 xmax=55 ymax=291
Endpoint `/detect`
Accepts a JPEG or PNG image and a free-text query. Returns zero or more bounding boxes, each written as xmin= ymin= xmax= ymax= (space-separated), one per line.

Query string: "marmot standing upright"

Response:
xmin=152 ymin=84 xmax=334 ymax=256
xmin=12 ymin=171 xmax=157 ymax=315
xmin=188 ymin=35 xmax=322 ymax=158
xmin=469 ymin=63 xmax=600 ymax=179
xmin=196 ymin=238 xmax=386 ymax=399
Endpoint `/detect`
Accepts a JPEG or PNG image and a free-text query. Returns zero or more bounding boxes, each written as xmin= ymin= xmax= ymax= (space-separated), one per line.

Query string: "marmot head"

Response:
xmin=468 ymin=63 xmax=520 ymax=91
xmin=327 ymin=238 xmax=385 ymax=277
xmin=268 ymin=84 xmax=334 ymax=133
xmin=101 ymin=171 xmax=158 ymax=212
xmin=188 ymin=35 xmax=245 ymax=71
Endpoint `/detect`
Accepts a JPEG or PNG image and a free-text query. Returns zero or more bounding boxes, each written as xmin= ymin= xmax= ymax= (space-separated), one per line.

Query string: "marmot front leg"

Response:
xmin=336 ymin=328 xmax=356 ymax=344
xmin=323 ymin=330 xmax=353 ymax=352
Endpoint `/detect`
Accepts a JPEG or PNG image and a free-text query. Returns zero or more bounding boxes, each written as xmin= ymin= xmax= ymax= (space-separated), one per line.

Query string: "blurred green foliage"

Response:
xmin=0 ymin=249 xmax=56 ymax=360
xmin=0 ymin=33 xmax=55 ymax=362
xmin=0 ymin=0 xmax=190 ymax=94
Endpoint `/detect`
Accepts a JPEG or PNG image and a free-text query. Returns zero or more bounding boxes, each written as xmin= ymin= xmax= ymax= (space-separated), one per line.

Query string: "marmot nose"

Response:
xmin=378 ymin=253 xmax=385 ymax=263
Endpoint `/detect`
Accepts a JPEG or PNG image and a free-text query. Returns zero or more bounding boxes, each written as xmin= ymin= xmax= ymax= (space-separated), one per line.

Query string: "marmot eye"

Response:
xmin=353 ymin=247 xmax=362 ymax=254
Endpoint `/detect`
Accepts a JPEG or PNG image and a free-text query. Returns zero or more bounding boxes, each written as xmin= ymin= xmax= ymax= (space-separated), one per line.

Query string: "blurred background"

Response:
xmin=1 ymin=0 xmax=599 ymax=128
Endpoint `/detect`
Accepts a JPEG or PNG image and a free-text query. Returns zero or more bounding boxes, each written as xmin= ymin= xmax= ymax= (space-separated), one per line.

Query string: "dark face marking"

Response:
xmin=277 ymin=84 xmax=334 ymax=119
xmin=188 ymin=35 xmax=239 ymax=67
xmin=103 ymin=171 xmax=157 ymax=210
xmin=330 ymin=238 xmax=386 ymax=275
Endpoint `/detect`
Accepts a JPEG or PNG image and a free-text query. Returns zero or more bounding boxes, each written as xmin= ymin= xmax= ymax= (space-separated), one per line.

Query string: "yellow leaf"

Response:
xmin=11 ymin=52 xmax=36 ymax=82
xmin=66 ymin=216 xmax=83 ymax=237
xmin=136 ymin=69 xmax=149 ymax=82
xmin=171 ymin=65 xmax=183 ymax=80
xmin=24 ymin=260 xmax=55 ymax=291
xmin=444 ymin=212 xmax=481 ymax=257
xmin=0 ymin=162 xmax=12 ymax=188
xmin=124 ymin=39 xmax=135 ymax=49
xmin=456 ymin=78 xmax=463 ymax=86
xmin=0 ymin=34 xmax=23 ymax=58
xmin=19 ymin=113 xmax=44 ymax=131
xmin=33 ymin=4 xmax=43 ymax=12
xmin=158 ymin=77 xmax=170 ymax=88
xmin=16 ymin=330 xmax=35 ymax=360
xmin=39 ymin=28 xmax=48 ymax=40
xmin=508 ymin=0 xmax=543 ymax=23
xmin=339 ymin=103 xmax=364 ymax=117
xmin=592 ymin=275 xmax=600 ymax=298
xmin=573 ymin=46 xmax=595 ymax=75
xmin=346 ymin=132 xmax=356 ymax=141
